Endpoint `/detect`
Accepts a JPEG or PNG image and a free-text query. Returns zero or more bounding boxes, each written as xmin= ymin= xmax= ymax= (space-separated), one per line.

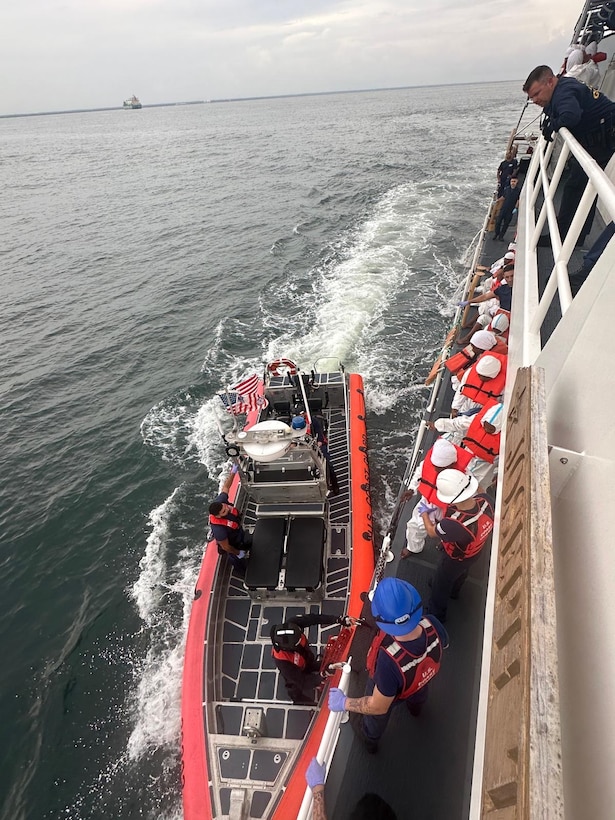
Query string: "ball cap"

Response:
xmin=371 ymin=578 xmax=423 ymax=636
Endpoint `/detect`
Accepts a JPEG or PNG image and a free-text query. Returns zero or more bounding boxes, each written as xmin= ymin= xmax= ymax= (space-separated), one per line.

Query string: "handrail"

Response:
xmin=296 ymin=661 xmax=352 ymax=820
xmin=519 ymin=126 xmax=615 ymax=366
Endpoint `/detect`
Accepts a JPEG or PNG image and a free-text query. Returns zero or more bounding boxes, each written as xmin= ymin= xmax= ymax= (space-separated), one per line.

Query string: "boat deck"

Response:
xmin=202 ymin=397 xmax=359 ymax=819
xmin=326 ymin=175 xmax=609 ymax=818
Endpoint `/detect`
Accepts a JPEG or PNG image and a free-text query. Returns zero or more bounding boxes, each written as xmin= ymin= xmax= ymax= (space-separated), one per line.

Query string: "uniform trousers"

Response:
xmin=362 ymin=678 xmax=429 ymax=742
xmin=428 ymin=551 xmax=482 ymax=623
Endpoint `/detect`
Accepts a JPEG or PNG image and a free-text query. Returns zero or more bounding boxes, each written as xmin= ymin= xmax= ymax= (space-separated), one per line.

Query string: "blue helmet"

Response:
xmin=371 ymin=578 xmax=423 ymax=636
xmin=291 ymin=415 xmax=306 ymax=430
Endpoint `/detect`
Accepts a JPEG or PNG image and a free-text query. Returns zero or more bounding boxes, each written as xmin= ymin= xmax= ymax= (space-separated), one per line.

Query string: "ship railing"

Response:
xmin=377 ymin=207 xmax=490 ymax=568
xmin=471 ymin=125 xmax=615 ymax=817
xmin=513 ymin=125 xmax=615 ymax=371
xmin=296 ymin=660 xmax=352 ymax=820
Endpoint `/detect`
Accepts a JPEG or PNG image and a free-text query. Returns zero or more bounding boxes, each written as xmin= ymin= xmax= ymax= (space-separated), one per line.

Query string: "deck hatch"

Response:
xmin=285 ymin=518 xmax=325 ymax=590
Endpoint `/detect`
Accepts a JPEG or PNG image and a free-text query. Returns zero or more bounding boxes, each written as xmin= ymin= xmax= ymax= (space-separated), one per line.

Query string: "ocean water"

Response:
xmin=0 ymin=82 xmax=524 ymax=820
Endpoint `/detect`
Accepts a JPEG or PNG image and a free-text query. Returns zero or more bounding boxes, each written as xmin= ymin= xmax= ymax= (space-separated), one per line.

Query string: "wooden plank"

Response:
xmin=481 ymin=367 xmax=564 ymax=818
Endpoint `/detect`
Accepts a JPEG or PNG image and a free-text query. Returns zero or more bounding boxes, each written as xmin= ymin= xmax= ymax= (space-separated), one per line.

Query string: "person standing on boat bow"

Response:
xmin=270 ymin=613 xmax=355 ymax=705
xmin=208 ymin=465 xmax=252 ymax=574
xmin=523 ymin=65 xmax=615 ymax=246
xmin=328 ymin=578 xmax=448 ymax=753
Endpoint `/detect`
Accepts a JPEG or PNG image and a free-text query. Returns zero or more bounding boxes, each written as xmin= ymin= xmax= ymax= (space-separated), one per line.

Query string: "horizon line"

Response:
xmin=0 ymin=79 xmax=522 ymax=120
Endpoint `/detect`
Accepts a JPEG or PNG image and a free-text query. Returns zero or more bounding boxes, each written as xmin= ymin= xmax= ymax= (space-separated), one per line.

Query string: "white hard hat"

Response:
xmin=470 ymin=330 xmax=496 ymax=351
xmin=436 ymin=469 xmax=479 ymax=504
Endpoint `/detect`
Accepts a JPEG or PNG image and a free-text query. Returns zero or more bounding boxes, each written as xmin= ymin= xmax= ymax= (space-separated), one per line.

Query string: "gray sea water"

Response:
xmin=0 ymin=82 xmax=524 ymax=819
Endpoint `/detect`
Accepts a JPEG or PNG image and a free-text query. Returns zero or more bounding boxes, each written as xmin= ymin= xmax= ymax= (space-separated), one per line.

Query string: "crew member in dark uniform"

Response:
xmin=292 ymin=409 xmax=340 ymax=496
xmin=523 ymin=65 xmax=615 ymax=244
xmin=270 ymin=612 xmax=353 ymax=704
xmin=208 ymin=466 xmax=251 ymax=574
xmin=328 ymin=578 xmax=448 ymax=752
xmin=425 ymin=468 xmax=495 ymax=623
xmin=494 ymin=176 xmax=521 ymax=240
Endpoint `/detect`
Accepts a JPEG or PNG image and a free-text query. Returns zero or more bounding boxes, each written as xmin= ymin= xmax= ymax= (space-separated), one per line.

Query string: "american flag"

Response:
xmin=231 ymin=373 xmax=260 ymax=395
xmin=219 ymin=391 xmax=268 ymax=415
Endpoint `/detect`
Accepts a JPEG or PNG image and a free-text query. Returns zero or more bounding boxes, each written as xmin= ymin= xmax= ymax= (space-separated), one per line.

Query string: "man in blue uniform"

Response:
xmin=424 ymin=469 xmax=495 ymax=623
xmin=494 ymin=176 xmax=521 ymax=240
xmin=328 ymin=578 xmax=448 ymax=752
xmin=523 ymin=65 xmax=615 ymax=245
xmin=208 ymin=467 xmax=252 ymax=573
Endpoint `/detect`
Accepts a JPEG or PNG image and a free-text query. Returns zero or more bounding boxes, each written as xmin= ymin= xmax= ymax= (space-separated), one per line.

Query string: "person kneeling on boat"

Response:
xmin=425 ymin=469 xmax=494 ymax=623
xmin=328 ymin=578 xmax=448 ymax=753
xmin=208 ymin=466 xmax=252 ymax=574
xmin=400 ymin=438 xmax=472 ymax=558
xmin=271 ymin=613 xmax=353 ymax=705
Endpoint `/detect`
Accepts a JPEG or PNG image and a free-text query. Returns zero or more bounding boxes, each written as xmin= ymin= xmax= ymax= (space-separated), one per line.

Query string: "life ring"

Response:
xmin=267 ymin=358 xmax=298 ymax=377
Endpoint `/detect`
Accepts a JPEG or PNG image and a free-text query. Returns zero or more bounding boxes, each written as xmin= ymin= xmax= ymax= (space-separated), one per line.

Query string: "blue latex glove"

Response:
xmin=306 ymin=757 xmax=326 ymax=789
xmin=416 ymin=501 xmax=435 ymax=515
xmin=457 ymin=300 xmax=469 ymax=307
xmin=237 ymin=550 xmax=246 ymax=560
xmin=231 ymin=464 xmax=239 ymax=474
xmin=328 ymin=687 xmax=347 ymax=712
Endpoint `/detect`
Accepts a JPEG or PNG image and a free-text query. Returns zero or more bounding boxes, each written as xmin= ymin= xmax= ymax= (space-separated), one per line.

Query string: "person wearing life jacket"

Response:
xmin=328 ymin=578 xmax=448 ymax=753
xmin=423 ymin=469 xmax=495 ymax=623
xmin=208 ymin=466 xmax=252 ymax=574
xmin=461 ymin=401 xmax=503 ymax=487
xmin=444 ymin=329 xmax=497 ymax=384
xmin=487 ymin=312 xmax=510 ymax=349
xmin=451 ymin=352 xmax=507 ymax=415
xmin=400 ymin=438 xmax=473 ymax=558
xmin=292 ymin=408 xmax=340 ymax=496
xmin=432 ymin=402 xmax=503 ymax=488
xmin=270 ymin=613 xmax=352 ymax=704
xmin=458 ymin=262 xmax=514 ymax=342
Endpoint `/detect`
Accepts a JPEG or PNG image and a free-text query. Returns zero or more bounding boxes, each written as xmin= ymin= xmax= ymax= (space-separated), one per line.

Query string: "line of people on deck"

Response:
xmin=322 ymin=239 xmax=514 ymax=766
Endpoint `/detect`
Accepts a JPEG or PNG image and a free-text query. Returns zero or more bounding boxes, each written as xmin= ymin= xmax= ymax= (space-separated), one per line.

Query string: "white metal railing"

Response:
xmin=516 ymin=126 xmax=615 ymax=370
xmin=296 ymin=661 xmax=352 ymax=820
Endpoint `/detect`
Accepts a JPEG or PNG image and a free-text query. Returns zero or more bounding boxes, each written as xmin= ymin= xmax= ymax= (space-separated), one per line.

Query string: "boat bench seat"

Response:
xmin=244 ymin=518 xmax=287 ymax=590
xmin=285 ymin=518 xmax=325 ymax=591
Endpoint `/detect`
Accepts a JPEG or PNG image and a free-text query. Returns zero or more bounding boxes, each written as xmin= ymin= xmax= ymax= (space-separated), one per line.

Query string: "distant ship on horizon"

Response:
xmin=123 ymin=95 xmax=142 ymax=110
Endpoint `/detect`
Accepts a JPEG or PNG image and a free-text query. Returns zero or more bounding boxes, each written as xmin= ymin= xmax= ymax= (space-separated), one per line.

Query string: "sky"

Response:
xmin=0 ymin=0 xmax=588 ymax=115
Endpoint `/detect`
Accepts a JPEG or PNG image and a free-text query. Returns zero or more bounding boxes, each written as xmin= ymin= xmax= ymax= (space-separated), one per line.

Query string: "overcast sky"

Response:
xmin=1 ymin=0 xmax=585 ymax=115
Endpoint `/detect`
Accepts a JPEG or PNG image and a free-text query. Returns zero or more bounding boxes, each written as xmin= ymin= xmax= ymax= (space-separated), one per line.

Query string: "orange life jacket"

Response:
xmin=366 ymin=619 xmax=442 ymax=699
xmin=209 ymin=507 xmax=240 ymax=530
xmin=460 ymin=352 xmax=507 ymax=405
xmin=462 ymin=401 xmax=501 ymax=463
xmin=441 ymin=495 xmax=494 ymax=560
xmin=271 ymin=632 xmax=310 ymax=670
xmin=418 ymin=446 xmax=474 ymax=507
xmin=444 ymin=345 xmax=478 ymax=377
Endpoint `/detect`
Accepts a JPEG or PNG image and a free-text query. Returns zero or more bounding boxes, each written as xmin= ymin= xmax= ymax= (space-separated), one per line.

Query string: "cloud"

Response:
xmin=0 ymin=0 xmax=588 ymax=114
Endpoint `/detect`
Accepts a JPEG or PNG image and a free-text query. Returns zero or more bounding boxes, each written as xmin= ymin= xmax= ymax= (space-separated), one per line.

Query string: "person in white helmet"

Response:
xmin=424 ymin=469 xmax=495 ymax=623
xmin=400 ymin=438 xmax=473 ymax=557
